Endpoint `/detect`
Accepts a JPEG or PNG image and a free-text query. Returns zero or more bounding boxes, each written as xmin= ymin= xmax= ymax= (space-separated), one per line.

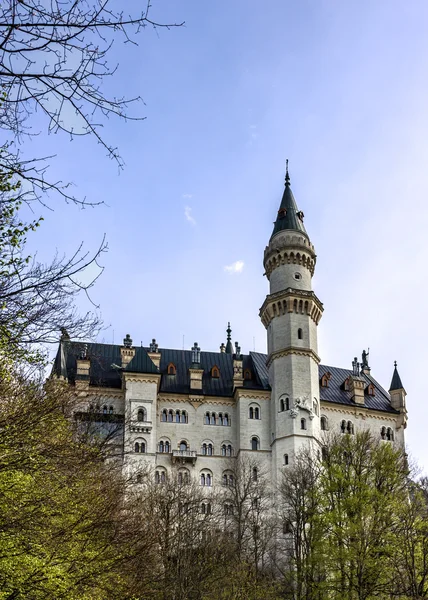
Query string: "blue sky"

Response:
xmin=22 ymin=0 xmax=428 ymax=470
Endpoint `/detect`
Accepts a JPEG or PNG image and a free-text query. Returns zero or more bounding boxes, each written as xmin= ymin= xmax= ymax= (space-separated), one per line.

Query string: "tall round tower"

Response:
xmin=259 ymin=163 xmax=323 ymax=484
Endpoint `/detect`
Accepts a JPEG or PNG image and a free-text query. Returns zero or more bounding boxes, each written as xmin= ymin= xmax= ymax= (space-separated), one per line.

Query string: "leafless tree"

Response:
xmin=0 ymin=0 xmax=183 ymax=206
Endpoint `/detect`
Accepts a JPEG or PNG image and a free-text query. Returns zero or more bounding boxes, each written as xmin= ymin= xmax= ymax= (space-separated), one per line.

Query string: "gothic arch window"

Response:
xmin=320 ymin=416 xmax=328 ymax=431
xmin=251 ymin=436 xmax=260 ymax=451
xmin=211 ymin=365 xmax=220 ymax=378
xmin=137 ymin=408 xmax=146 ymax=422
xmin=249 ymin=404 xmax=261 ymax=420
xmin=284 ymin=454 xmax=289 ymax=466
xmin=298 ymin=328 xmax=303 ymax=340
xmin=200 ymin=470 xmax=213 ymax=487
xmin=300 ymin=418 xmax=307 ymax=430
xmin=167 ymin=363 xmax=176 ymax=375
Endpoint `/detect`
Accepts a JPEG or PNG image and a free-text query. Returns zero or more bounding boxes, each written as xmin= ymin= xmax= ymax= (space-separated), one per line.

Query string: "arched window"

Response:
xmin=161 ymin=409 xmax=167 ymax=422
xmin=181 ymin=411 xmax=187 ymax=423
xmin=387 ymin=427 xmax=394 ymax=442
xmin=210 ymin=413 xmax=216 ymax=425
xmin=207 ymin=444 xmax=213 ymax=455
xmin=340 ymin=420 xmax=346 ymax=434
xmin=284 ymin=454 xmax=289 ymax=466
xmin=320 ymin=416 xmax=328 ymax=431
xmin=313 ymin=399 xmax=319 ymax=416
xmin=202 ymin=443 xmax=207 ymax=455
xmin=168 ymin=410 xmax=173 ymax=422
xmin=300 ymin=418 xmax=307 ymax=430
xmin=223 ymin=413 xmax=229 ymax=426
xmin=227 ymin=444 xmax=232 ymax=457
xmin=285 ymin=397 xmax=290 ymax=411
xmin=249 ymin=407 xmax=254 ymax=419
xmin=229 ymin=474 xmax=234 ymax=486
xmin=298 ymin=328 xmax=303 ymax=340
xmin=223 ymin=473 xmax=228 ymax=486
xmin=321 ymin=446 xmax=328 ymax=461
xmin=206 ymin=473 xmax=212 ymax=486
xmin=321 ymin=372 xmax=331 ymax=388
xmin=200 ymin=473 xmax=205 ymax=486
xmin=155 ymin=471 xmax=160 ymax=484
xmin=159 ymin=441 xmax=164 ymax=453
xmin=244 ymin=369 xmax=252 ymax=380
xmin=280 ymin=398 xmax=285 ymax=412
xmin=134 ymin=440 xmax=146 ymax=453
xmin=367 ymin=384 xmax=375 ymax=396
xmin=109 ymin=405 xmax=114 ymax=414
xmin=221 ymin=444 xmax=226 ymax=456
xmin=178 ymin=469 xmax=189 ymax=485
xmin=165 ymin=441 xmax=170 ymax=453
xmin=251 ymin=436 xmax=259 ymax=451
xmin=137 ymin=408 xmax=146 ymax=422
xmin=180 ymin=440 xmax=188 ymax=452
xmin=134 ymin=442 xmax=140 ymax=453
xmin=167 ymin=363 xmax=176 ymax=375
xmin=252 ymin=467 xmax=258 ymax=482
xmin=102 ymin=405 xmax=107 ymax=414
xmin=160 ymin=471 xmax=166 ymax=483
xmin=175 ymin=410 xmax=180 ymax=423
xmin=211 ymin=366 xmax=220 ymax=378
xmin=205 ymin=412 xmax=210 ymax=425
xmin=346 ymin=421 xmax=354 ymax=435
xmin=254 ymin=407 xmax=260 ymax=420
xmin=381 ymin=426 xmax=386 ymax=440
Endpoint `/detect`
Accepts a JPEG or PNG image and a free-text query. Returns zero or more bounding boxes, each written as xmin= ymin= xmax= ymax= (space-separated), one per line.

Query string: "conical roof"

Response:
xmin=389 ymin=361 xmax=404 ymax=391
xmin=271 ymin=162 xmax=308 ymax=240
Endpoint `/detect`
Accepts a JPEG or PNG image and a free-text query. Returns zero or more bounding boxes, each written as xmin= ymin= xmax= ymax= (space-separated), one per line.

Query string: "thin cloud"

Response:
xmin=184 ymin=206 xmax=196 ymax=226
xmin=224 ymin=260 xmax=244 ymax=274
xmin=182 ymin=193 xmax=193 ymax=199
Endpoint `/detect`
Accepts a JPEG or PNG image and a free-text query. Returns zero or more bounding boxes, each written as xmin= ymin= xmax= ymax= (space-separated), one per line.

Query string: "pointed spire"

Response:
xmin=389 ymin=361 xmax=404 ymax=391
xmin=271 ymin=160 xmax=308 ymax=240
xmin=225 ymin=322 xmax=233 ymax=354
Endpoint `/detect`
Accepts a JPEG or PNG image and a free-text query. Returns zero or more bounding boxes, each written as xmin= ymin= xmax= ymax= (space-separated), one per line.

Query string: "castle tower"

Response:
xmin=259 ymin=162 xmax=323 ymax=483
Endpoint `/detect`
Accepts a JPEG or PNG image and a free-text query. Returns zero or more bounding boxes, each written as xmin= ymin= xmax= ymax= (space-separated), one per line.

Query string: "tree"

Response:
xmin=0 ymin=0 xmax=183 ymax=206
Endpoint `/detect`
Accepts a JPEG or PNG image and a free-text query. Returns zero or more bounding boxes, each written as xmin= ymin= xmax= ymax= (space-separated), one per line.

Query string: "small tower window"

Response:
xmin=320 ymin=416 xmax=328 ymax=431
xmin=211 ymin=365 xmax=220 ymax=378
xmin=340 ymin=420 xmax=346 ymax=433
xmin=300 ymin=418 xmax=307 ymax=430
xmin=167 ymin=363 xmax=176 ymax=375
xmin=252 ymin=467 xmax=258 ymax=482
xmin=285 ymin=397 xmax=289 ymax=411
xmin=251 ymin=436 xmax=259 ymax=451
xmin=137 ymin=408 xmax=146 ymax=422
xmin=294 ymin=272 xmax=302 ymax=280
xmin=298 ymin=328 xmax=303 ymax=340
xmin=284 ymin=454 xmax=289 ymax=466
xmin=280 ymin=398 xmax=284 ymax=412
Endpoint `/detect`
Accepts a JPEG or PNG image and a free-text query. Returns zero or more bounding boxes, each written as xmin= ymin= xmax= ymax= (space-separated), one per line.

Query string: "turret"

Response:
xmin=389 ymin=361 xmax=406 ymax=413
xmin=260 ymin=162 xmax=323 ymax=483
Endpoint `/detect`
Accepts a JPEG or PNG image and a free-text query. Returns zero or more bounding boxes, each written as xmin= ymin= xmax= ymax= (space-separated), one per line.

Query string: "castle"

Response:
xmin=53 ymin=165 xmax=407 ymax=486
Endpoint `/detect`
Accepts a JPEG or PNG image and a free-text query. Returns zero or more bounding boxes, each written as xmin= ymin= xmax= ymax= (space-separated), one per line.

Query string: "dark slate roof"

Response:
xmin=389 ymin=364 xmax=404 ymax=391
xmin=52 ymin=342 xmax=396 ymax=412
xmin=271 ymin=171 xmax=308 ymax=240
xmin=126 ymin=347 xmax=159 ymax=374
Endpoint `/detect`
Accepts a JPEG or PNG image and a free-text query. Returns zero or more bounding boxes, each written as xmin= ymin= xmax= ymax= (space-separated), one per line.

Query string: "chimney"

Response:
xmin=75 ymin=344 xmax=90 ymax=389
xmin=189 ymin=342 xmax=203 ymax=391
xmin=233 ymin=342 xmax=244 ymax=388
xmin=148 ymin=338 xmax=161 ymax=369
xmin=120 ymin=334 xmax=135 ymax=369
xmin=349 ymin=357 xmax=365 ymax=405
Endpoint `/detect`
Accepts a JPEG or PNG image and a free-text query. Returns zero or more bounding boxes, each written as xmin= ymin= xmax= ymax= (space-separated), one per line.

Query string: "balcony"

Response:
xmin=172 ymin=449 xmax=197 ymax=465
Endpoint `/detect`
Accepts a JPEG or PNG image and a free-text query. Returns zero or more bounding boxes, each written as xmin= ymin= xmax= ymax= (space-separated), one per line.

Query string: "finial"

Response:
xmin=394 ymin=360 xmax=397 ymax=368
xmin=225 ymin=322 xmax=233 ymax=354
xmin=285 ymin=158 xmax=290 ymax=186
xmin=227 ymin=322 xmax=232 ymax=342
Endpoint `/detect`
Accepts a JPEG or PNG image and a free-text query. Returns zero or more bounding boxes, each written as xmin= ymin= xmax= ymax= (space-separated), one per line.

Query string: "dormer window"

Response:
xmin=278 ymin=208 xmax=287 ymax=219
xmin=296 ymin=210 xmax=304 ymax=221
xmin=167 ymin=363 xmax=176 ymax=376
xmin=343 ymin=377 xmax=350 ymax=391
xmin=366 ymin=384 xmax=375 ymax=396
xmin=320 ymin=372 xmax=331 ymax=388
xmin=211 ymin=366 xmax=220 ymax=378
xmin=244 ymin=369 xmax=252 ymax=380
